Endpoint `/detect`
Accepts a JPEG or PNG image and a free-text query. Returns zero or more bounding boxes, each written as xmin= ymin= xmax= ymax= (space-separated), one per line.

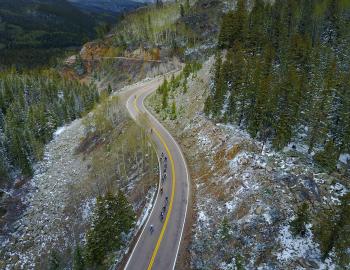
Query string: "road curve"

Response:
xmin=123 ymin=75 xmax=190 ymax=270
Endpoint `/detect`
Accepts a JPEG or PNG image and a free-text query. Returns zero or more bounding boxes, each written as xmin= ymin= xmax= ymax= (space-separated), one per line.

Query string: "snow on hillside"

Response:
xmin=146 ymin=57 xmax=349 ymax=269
xmin=1 ymin=113 xmax=158 ymax=269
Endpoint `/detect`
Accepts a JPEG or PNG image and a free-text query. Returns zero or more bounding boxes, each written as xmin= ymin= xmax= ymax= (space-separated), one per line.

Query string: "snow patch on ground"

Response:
xmin=53 ymin=125 xmax=67 ymax=137
xmin=82 ymin=198 xmax=96 ymax=221
xmin=198 ymin=210 xmax=209 ymax=226
xmin=229 ymin=151 xmax=249 ymax=169
xmin=283 ymin=142 xmax=310 ymax=155
xmin=339 ymin=153 xmax=350 ymax=164
xmin=225 ymin=200 xmax=236 ymax=213
xmin=275 ymin=224 xmax=335 ymax=270
xmin=197 ymin=131 xmax=212 ymax=149
xmin=135 ymin=187 xmax=156 ymax=229
xmin=276 ymin=224 xmax=319 ymax=261
xmin=330 ymin=182 xmax=348 ymax=197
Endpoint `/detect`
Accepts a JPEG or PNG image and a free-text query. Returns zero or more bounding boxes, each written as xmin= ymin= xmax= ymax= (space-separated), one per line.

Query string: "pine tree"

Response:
xmin=227 ymin=44 xmax=246 ymax=124
xmin=211 ymin=53 xmax=225 ymax=117
xmin=72 ymin=245 xmax=85 ymax=270
xmin=162 ymin=81 xmax=168 ymax=110
xmin=204 ymin=95 xmax=212 ymax=116
xmin=0 ymin=125 xmax=9 ymax=187
xmin=219 ymin=216 xmax=231 ymax=241
xmin=182 ymin=77 xmax=188 ymax=94
xmin=86 ymin=195 xmax=111 ymax=266
xmin=185 ymin=0 xmax=190 ymax=13
xmin=218 ymin=11 xmax=236 ymax=49
xmin=314 ymin=140 xmax=339 ymax=172
xmin=86 ymin=191 xmax=135 ymax=267
xmin=308 ymin=59 xmax=337 ymax=152
xmin=218 ymin=0 xmax=248 ymax=49
xmin=247 ymin=58 xmax=273 ymax=140
xmin=247 ymin=0 xmax=266 ymax=51
xmin=272 ymin=111 xmax=292 ymax=150
xmin=116 ymin=190 xmax=135 ymax=234
xmin=332 ymin=71 xmax=350 ymax=152
xmin=235 ymin=254 xmax=244 ymax=270
xmin=156 ymin=0 xmax=163 ymax=8
xmin=314 ymin=193 xmax=350 ymax=264
xmin=107 ymin=84 xmax=112 ymax=95
xmin=247 ymin=58 xmax=263 ymax=137
xmin=180 ymin=4 xmax=185 ymax=17
xmin=171 ymin=101 xmax=177 ymax=120
xmin=48 ymin=250 xmax=61 ymax=270
xmin=290 ymin=202 xmax=309 ymax=237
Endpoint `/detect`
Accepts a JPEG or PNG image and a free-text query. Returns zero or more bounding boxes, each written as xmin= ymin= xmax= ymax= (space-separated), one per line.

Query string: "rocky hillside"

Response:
xmin=61 ymin=40 xmax=182 ymax=91
xmin=146 ymin=57 xmax=350 ymax=269
xmin=1 ymin=83 xmax=159 ymax=269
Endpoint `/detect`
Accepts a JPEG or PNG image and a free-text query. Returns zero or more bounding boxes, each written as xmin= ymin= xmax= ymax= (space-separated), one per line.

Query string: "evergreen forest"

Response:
xmin=204 ymin=0 xmax=350 ymax=172
xmin=0 ymin=69 xmax=99 ymax=186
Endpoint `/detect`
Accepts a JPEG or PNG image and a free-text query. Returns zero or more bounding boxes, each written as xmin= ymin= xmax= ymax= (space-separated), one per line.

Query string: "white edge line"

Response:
xmin=140 ymin=87 xmax=190 ymax=270
xmin=124 ymin=92 xmax=163 ymax=270
xmin=123 ymin=69 xmax=188 ymax=270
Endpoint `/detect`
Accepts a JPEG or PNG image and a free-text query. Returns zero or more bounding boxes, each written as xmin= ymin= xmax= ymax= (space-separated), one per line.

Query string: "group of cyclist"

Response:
xmin=150 ymin=151 xmax=169 ymax=234
xmin=160 ymin=152 xmax=168 ymax=222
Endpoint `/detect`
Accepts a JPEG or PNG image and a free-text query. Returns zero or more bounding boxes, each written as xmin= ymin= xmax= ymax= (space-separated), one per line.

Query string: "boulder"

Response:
xmin=278 ymin=174 xmax=298 ymax=187
xmin=297 ymin=258 xmax=319 ymax=269
xmin=10 ymin=254 xmax=19 ymax=264
xmin=255 ymin=206 xmax=263 ymax=215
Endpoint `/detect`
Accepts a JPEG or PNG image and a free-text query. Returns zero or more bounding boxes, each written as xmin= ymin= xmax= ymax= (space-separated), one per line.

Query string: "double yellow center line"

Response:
xmin=133 ymin=94 xmax=176 ymax=270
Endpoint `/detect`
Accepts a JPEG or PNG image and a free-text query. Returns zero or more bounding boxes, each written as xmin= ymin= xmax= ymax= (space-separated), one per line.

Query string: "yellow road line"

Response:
xmin=132 ymin=94 xmax=176 ymax=270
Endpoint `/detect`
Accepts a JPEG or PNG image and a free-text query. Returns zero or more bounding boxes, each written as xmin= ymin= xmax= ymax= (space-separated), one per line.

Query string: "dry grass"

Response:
xmin=234 ymin=201 xmax=250 ymax=220
xmin=214 ymin=147 xmax=228 ymax=171
xmin=226 ymin=144 xmax=242 ymax=160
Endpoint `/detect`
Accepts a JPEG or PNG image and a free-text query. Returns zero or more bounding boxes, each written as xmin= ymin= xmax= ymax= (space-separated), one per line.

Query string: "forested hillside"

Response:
xmin=0 ymin=0 xmax=144 ymax=68
xmin=68 ymin=0 xmax=144 ymax=15
xmin=0 ymin=70 xmax=99 ymax=187
xmin=109 ymin=0 xmax=223 ymax=59
xmin=204 ymin=0 xmax=350 ymax=172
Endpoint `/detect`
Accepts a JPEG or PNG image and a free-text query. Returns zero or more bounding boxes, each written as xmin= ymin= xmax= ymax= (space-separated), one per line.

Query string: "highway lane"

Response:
xmin=123 ymin=75 xmax=190 ymax=270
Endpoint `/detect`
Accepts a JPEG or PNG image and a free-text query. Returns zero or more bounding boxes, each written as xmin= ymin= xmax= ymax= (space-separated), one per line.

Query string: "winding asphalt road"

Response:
xmin=122 ymin=74 xmax=190 ymax=270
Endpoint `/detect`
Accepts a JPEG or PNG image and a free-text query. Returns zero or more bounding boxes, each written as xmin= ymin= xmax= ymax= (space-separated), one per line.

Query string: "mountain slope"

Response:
xmin=0 ymin=0 xmax=95 ymax=68
xmin=0 ymin=0 xmax=146 ymax=68
xmin=0 ymin=0 xmax=96 ymax=48
xmin=68 ymin=0 xmax=145 ymax=14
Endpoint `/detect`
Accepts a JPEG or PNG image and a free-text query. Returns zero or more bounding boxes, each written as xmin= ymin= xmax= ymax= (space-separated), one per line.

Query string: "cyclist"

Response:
xmin=160 ymin=211 xmax=164 ymax=222
xmin=165 ymin=196 xmax=169 ymax=205
xmin=160 ymin=187 xmax=163 ymax=195
xmin=150 ymin=224 xmax=154 ymax=234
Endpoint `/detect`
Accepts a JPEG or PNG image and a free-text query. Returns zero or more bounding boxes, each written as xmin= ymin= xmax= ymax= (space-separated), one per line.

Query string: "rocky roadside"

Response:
xmin=62 ymin=40 xmax=182 ymax=93
xmin=145 ymin=57 xmax=349 ymax=269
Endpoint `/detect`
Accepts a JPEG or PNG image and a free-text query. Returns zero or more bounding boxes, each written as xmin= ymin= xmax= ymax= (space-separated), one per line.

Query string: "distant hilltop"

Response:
xmin=67 ymin=0 xmax=150 ymax=14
